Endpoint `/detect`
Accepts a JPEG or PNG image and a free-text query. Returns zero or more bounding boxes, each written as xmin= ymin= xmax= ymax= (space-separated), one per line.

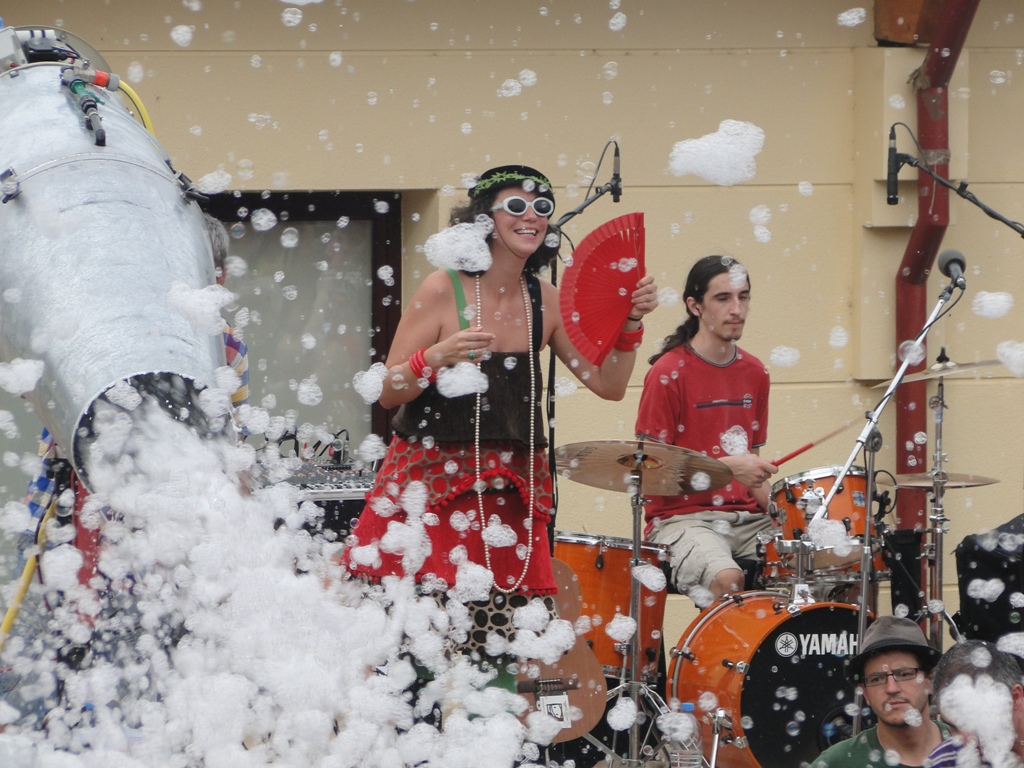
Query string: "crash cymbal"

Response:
xmin=874 ymin=359 xmax=1002 ymax=388
xmin=877 ymin=471 xmax=1000 ymax=489
xmin=554 ymin=439 xmax=733 ymax=497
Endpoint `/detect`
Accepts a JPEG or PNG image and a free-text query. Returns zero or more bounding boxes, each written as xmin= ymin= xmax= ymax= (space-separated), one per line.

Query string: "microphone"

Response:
xmin=937 ymin=249 xmax=967 ymax=289
xmin=886 ymin=125 xmax=900 ymax=205
xmin=610 ymin=143 xmax=622 ymax=203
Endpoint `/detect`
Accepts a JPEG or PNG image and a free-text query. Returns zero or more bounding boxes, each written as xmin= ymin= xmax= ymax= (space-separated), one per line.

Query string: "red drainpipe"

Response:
xmin=893 ymin=0 xmax=980 ymax=578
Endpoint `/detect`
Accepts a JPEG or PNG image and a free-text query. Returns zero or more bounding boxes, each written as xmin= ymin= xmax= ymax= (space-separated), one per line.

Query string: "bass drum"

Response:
xmin=669 ymin=592 xmax=862 ymax=768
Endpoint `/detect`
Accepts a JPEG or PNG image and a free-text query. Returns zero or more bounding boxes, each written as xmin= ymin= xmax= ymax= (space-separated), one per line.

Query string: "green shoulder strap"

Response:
xmin=446 ymin=269 xmax=471 ymax=330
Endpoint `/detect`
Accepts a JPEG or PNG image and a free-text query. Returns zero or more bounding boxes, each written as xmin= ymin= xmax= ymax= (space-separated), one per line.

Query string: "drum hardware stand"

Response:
xmin=576 ymin=446 xmax=675 ymax=768
xmin=920 ymin=372 xmax=964 ymax=650
xmin=924 ymin=380 xmax=948 ymax=651
xmin=774 ymin=538 xmax=816 ymax=605
xmin=708 ymin=708 xmax=732 ymax=768
xmin=618 ymin=447 xmax=671 ymax=766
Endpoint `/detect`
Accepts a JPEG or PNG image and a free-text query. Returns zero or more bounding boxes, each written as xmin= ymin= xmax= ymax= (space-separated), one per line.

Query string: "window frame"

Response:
xmin=202 ymin=190 xmax=402 ymax=439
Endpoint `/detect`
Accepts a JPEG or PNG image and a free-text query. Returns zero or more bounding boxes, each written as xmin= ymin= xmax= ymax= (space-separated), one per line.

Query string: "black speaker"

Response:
xmin=954 ymin=513 xmax=1024 ymax=642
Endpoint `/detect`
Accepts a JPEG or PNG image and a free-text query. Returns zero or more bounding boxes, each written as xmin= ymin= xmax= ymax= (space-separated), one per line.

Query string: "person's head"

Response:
xmin=448 ymin=164 xmax=559 ymax=274
xmin=845 ymin=617 xmax=943 ymax=728
xmin=649 ymin=255 xmax=750 ymax=363
xmin=932 ymin=640 xmax=1024 ymax=739
xmin=202 ymin=212 xmax=230 ymax=285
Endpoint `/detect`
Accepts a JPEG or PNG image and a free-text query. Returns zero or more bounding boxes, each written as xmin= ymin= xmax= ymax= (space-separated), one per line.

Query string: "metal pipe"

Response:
xmin=0 ymin=59 xmax=227 ymax=489
xmin=893 ymin=0 xmax=980 ymax=543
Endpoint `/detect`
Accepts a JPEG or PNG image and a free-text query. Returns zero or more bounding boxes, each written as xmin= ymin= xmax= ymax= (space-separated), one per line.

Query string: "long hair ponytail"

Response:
xmin=649 ymin=255 xmax=749 ymax=364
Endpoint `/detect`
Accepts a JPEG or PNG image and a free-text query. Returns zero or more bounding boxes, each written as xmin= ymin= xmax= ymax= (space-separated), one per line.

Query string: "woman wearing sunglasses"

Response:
xmin=342 ymin=164 xmax=657 ymax=711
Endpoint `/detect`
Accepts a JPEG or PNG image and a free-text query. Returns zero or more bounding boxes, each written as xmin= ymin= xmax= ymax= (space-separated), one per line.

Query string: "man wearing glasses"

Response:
xmin=811 ymin=616 xmax=949 ymax=768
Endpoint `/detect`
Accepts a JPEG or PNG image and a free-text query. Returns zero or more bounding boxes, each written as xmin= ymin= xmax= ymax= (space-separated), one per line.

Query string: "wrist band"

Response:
xmin=614 ymin=322 xmax=644 ymax=352
xmin=408 ymin=348 xmax=436 ymax=382
xmin=627 ymin=315 xmax=644 ymax=322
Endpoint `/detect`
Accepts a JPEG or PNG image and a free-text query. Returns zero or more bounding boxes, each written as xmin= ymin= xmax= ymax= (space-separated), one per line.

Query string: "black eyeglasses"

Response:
xmin=863 ymin=667 xmax=921 ymax=687
xmin=490 ymin=196 xmax=555 ymax=218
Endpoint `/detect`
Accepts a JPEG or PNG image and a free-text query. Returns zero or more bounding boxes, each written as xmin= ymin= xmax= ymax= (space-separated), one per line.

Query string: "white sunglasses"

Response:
xmin=490 ymin=195 xmax=555 ymax=217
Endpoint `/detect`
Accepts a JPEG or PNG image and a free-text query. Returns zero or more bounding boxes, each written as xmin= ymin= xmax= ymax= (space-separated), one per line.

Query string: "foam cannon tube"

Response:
xmin=0 ymin=50 xmax=227 ymax=489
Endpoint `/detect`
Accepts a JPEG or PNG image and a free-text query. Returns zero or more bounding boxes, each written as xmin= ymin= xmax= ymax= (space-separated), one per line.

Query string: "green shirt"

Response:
xmin=811 ymin=722 xmax=952 ymax=768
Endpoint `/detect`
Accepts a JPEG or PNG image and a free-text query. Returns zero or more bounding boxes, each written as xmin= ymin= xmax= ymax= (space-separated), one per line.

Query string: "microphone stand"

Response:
xmin=552 ymin=175 xmax=619 ymax=231
xmin=812 ymin=278 xmax=961 ymax=520
xmin=546 ymin=158 xmax=621 ymax=552
xmin=893 ymin=151 xmax=1024 ymax=238
xmin=541 ymin=157 xmax=629 ymax=766
xmin=812 ymin=277 xmax=962 ymax=739
xmin=850 ymin=425 xmax=882 ymax=736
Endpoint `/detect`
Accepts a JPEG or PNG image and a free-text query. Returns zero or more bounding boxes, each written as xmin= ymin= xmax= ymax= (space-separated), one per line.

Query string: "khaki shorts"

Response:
xmin=649 ymin=511 xmax=774 ymax=593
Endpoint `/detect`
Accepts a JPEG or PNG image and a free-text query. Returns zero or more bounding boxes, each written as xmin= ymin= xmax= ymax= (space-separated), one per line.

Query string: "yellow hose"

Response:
xmin=0 ymin=498 xmax=58 ymax=653
xmin=118 ymin=81 xmax=155 ymax=134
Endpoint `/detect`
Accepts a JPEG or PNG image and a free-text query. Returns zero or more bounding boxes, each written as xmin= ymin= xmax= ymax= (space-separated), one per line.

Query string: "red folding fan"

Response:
xmin=559 ymin=212 xmax=646 ymax=366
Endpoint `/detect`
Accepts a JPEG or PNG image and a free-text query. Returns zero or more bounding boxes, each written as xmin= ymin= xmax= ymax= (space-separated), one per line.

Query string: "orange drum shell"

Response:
xmin=766 ymin=466 xmax=882 ymax=574
xmin=554 ymin=532 xmax=669 ymax=676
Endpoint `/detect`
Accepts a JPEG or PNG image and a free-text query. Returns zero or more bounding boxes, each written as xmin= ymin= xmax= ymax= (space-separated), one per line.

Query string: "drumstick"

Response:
xmin=774 ymin=420 xmax=853 ymax=467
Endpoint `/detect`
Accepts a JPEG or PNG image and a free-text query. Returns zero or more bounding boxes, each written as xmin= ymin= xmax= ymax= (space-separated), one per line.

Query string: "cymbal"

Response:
xmin=874 ymin=359 xmax=1002 ymax=388
xmin=877 ymin=471 xmax=1000 ymax=489
xmin=554 ymin=439 xmax=733 ymax=497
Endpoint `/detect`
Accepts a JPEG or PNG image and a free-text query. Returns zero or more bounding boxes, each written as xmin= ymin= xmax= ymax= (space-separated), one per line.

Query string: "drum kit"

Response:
xmin=552 ymin=439 xmax=870 ymax=768
xmin=548 ymin=369 xmax=1000 ymax=768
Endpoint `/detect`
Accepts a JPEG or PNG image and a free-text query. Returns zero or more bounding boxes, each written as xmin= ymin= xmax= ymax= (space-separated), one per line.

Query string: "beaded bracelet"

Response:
xmin=408 ymin=348 xmax=436 ymax=382
xmin=614 ymin=322 xmax=644 ymax=352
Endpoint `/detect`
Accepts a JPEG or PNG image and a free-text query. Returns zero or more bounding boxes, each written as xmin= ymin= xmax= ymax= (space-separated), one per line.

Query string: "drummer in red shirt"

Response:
xmin=635 ymin=255 xmax=778 ymax=606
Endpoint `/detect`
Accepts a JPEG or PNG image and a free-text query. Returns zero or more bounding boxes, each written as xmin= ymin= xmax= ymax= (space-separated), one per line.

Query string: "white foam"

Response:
xmin=0 ymin=359 xmax=44 ymax=396
xmin=668 ymin=120 xmax=765 ymax=186
xmin=423 ymin=222 xmax=494 ymax=273
xmin=972 ymin=291 xmax=1014 ymax=319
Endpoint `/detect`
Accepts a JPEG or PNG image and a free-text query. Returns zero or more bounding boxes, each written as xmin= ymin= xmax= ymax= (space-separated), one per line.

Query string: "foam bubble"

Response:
xmin=668 ymin=120 xmax=766 ymax=186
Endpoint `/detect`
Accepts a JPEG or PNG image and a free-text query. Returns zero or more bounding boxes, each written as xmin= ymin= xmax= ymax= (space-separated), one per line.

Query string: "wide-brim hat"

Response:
xmin=845 ymin=616 xmax=943 ymax=684
xmin=469 ymin=164 xmax=555 ymax=203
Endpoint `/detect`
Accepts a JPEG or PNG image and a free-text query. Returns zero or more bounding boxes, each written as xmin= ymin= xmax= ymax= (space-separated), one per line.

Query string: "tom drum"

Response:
xmin=763 ymin=466 xmax=885 ymax=580
xmin=554 ymin=531 xmax=669 ymax=679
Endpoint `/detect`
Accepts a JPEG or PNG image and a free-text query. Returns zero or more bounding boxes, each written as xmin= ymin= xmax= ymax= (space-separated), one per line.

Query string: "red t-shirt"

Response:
xmin=634 ymin=343 xmax=769 ymax=524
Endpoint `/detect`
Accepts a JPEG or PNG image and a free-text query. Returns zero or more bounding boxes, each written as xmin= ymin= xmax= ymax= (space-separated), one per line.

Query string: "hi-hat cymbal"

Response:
xmin=874 ymin=359 xmax=1002 ymax=388
xmin=554 ymin=439 xmax=733 ymax=497
xmin=877 ymin=471 xmax=1000 ymax=489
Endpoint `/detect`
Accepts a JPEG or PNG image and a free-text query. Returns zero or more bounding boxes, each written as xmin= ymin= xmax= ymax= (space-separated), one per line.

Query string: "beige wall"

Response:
xmin=5 ymin=0 xmax=1024 ymax=646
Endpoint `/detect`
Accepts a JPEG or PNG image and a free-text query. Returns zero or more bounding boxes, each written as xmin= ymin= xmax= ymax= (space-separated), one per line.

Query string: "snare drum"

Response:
xmin=764 ymin=466 xmax=881 ymax=576
xmin=553 ymin=532 xmax=669 ymax=678
xmin=670 ymin=592 xmax=863 ymax=768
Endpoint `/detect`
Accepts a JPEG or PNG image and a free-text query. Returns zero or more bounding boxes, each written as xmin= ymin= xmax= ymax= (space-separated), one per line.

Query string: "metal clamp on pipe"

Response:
xmin=0 ymin=167 xmax=19 ymax=203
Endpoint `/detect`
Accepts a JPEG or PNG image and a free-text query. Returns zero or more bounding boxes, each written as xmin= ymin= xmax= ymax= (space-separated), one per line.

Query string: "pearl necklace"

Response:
xmin=474 ymin=273 xmax=536 ymax=595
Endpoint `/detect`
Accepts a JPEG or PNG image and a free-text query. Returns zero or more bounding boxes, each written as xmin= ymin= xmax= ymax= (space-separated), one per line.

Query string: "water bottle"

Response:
xmin=661 ymin=702 xmax=703 ymax=768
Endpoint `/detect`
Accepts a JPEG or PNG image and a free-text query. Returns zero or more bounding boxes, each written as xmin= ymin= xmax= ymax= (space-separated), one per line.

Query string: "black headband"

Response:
xmin=470 ymin=165 xmax=552 ymax=199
